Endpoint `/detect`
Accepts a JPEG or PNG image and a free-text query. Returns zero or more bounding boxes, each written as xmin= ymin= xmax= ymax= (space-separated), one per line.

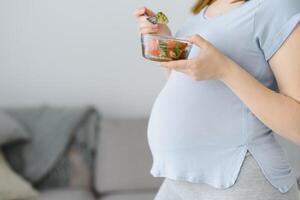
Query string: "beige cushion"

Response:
xmin=95 ymin=118 xmax=163 ymax=193
xmin=0 ymin=151 xmax=39 ymax=200
xmin=98 ymin=192 xmax=157 ymax=200
xmin=38 ymin=189 xmax=94 ymax=200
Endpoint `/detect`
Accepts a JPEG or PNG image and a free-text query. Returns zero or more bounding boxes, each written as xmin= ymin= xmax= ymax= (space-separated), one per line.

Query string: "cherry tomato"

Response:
xmin=167 ymin=41 xmax=177 ymax=49
xmin=150 ymin=49 xmax=160 ymax=56
xmin=148 ymin=39 xmax=159 ymax=50
xmin=147 ymin=39 xmax=160 ymax=57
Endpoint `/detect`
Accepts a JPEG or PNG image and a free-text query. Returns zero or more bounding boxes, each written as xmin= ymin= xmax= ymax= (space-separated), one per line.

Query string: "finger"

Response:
xmin=187 ymin=34 xmax=208 ymax=48
xmin=145 ymin=8 xmax=156 ymax=16
xmin=139 ymin=21 xmax=158 ymax=29
xmin=138 ymin=15 xmax=148 ymax=22
xmin=133 ymin=7 xmax=156 ymax=17
xmin=133 ymin=7 xmax=146 ymax=17
xmin=138 ymin=15 xmax=157 ymax=24
xmin=139 ymin=27 xmax=159 ymax=34
xmin=160 ymin=60 xmax=189 ymax=70
xmin=160 ymin=62 xmax=190 ymax=75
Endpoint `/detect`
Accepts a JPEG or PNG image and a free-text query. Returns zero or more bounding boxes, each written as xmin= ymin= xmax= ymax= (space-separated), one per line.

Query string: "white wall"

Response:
xmin=0 ymin=0 xmax=194 ymax=118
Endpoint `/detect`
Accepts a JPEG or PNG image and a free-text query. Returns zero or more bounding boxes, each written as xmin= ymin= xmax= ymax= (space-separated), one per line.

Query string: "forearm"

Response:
xmin=222 ymin=60 xmax=300 ymax=145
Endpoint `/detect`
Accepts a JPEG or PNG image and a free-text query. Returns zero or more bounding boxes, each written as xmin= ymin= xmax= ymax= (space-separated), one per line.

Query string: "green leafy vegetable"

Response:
xmin=156 ymin=12 xmax=169 ymax=24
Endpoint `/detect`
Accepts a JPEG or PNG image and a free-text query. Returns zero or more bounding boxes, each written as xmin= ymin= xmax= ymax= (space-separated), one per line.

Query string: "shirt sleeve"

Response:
xmin=254 ymin=0 xmax=300 ymax=61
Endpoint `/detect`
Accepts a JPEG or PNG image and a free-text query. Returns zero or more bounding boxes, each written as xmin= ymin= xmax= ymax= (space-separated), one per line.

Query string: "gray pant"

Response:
xmin=154 ymin=151 xmax=299 ymax=200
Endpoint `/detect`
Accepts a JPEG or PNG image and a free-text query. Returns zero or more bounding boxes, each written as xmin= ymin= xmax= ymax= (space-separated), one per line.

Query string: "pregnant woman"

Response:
xmin=134 ymin=0 xmax=300 ymax=199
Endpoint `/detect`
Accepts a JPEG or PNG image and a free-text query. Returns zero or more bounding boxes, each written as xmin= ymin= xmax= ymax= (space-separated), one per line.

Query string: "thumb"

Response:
xmin=145 ymin=8 xmax=156 ymax=16
xmin=133 ymin=7 xmax=155 ymax=17
xmin=187 ymin=34 xmax=208 ymax=48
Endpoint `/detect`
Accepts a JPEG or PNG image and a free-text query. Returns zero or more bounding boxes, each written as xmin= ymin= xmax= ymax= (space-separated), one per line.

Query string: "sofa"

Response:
xmin=38 ymin=118 xmax=163 ymax=200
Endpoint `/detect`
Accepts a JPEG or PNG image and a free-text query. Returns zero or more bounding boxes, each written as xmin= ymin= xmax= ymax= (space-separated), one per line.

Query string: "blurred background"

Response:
xmin=0 ymin=1 xmax=299 ymax=200
xmin=0 ymin=0 xmax=194 ymax=118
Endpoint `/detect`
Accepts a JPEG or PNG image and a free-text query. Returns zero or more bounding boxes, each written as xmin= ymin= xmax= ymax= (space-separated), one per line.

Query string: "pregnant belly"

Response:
xmin=147 ymin=79 xmax=245 ymax=152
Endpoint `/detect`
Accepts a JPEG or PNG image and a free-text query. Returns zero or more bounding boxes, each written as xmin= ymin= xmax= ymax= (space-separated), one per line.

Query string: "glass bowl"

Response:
xmin=141 ymin=34 xmax=192 ymax=62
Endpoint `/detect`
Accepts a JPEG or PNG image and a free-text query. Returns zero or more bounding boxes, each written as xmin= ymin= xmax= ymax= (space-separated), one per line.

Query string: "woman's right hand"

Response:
xmin=133 ymin=7 xmax=172 ymax=36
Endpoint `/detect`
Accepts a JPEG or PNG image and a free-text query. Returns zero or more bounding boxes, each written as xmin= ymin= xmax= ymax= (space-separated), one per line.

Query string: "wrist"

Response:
xmin=220 ymin=57 xmax=240 ymax=83
xmin=158 ymin=25 xmax=172 ymax=36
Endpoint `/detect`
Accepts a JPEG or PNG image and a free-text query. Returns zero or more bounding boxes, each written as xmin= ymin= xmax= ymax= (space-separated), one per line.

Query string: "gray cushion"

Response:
xmin=38 ymin=189 xmax=95 ymax=200
xmin=0 ymin=112 xmax=28 ymax=146
xmin=98 ymin=192 xmax=157 ymax=200
xmin=274 ymin=134 xmax=300 ymax=181
xmin=95 ymin=118 xmax=163 ymax=193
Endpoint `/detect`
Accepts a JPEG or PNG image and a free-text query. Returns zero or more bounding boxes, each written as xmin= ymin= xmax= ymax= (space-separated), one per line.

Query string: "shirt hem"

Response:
xmin=247 ymin=147 xmax=297 ymax=194
xmin=150 ymin=169 xmax=237 ymax=190
xmin=150 ymin=147 xmax=296 ymax=194
xmin=150 ymin=148 xmax=248 ymax=190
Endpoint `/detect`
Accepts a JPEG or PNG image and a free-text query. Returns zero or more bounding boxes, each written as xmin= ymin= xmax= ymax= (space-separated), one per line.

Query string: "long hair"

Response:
xmin=191 ymin=0 xmax=246 ymax=14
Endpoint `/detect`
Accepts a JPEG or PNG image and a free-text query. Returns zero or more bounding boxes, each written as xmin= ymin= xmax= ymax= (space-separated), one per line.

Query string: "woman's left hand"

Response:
xmin=160 ymin=34 xmax=234 ymax=81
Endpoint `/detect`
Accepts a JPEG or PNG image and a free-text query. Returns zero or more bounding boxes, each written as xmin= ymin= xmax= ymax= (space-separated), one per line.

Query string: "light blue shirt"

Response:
xmin=147 ymin=0 xmax=300 ymax=193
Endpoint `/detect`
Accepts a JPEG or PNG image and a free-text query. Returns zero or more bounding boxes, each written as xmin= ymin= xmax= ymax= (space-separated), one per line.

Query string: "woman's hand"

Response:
xmin=133 ymin=7 xmax=172 ymax=36
xmin=160 ymin=34 xmax=235 ymax=81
